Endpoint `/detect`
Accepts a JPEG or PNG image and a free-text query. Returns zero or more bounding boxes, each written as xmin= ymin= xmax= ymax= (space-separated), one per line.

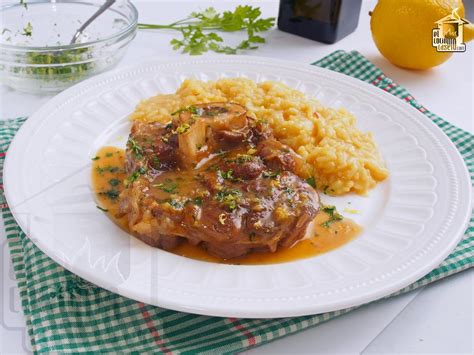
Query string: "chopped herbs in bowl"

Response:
xmin=0 ymin=0 xmax=138 ymax=94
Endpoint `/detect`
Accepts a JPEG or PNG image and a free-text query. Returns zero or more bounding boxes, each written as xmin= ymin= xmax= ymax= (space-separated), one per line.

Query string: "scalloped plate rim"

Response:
xmin=3 ymin=56 xmax=471 ymax=318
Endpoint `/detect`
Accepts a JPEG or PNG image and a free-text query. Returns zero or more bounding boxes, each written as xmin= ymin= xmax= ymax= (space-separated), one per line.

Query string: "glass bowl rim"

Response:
xmin=0 ymin=0 xmax=138 ymax=52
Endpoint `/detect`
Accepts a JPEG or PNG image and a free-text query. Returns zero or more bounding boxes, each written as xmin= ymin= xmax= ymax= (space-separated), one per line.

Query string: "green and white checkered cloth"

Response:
xmin=1 ymin=50 xmax=473 ymax=353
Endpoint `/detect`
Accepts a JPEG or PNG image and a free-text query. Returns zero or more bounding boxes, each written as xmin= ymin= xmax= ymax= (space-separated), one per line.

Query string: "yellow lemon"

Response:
xmin=370 ymin=0 xmax=474 ymax=70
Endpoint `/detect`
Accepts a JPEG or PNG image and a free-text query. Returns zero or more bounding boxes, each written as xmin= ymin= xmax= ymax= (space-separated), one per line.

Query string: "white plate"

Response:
xmin=4 ymin=56 xmax=471 ymax=318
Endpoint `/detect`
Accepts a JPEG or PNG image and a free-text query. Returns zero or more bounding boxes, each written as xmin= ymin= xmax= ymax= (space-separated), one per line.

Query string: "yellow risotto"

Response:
xmin=130 ymin=78 xmax=388 ymax=195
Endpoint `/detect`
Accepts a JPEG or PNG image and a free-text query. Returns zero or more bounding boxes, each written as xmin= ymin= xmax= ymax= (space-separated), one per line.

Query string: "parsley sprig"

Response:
xmin=138 ymin=6 xmax=275 ymax=55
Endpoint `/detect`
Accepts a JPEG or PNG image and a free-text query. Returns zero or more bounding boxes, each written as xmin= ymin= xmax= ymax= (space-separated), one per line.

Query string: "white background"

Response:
xmin=1 ymin=0 xmax=473 ymax=353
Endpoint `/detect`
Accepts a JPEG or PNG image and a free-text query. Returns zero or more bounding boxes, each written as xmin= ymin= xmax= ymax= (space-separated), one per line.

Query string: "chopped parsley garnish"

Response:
xmin=226 ymin=154 xmax=253 ymax=165
xmin=236 ymin=154 xmax=253 ymax=163
xmin=320 ymin=204 xmax=343 ymax=228
xmin=218 ymin=168 xmax=243 ymax=182
xmin=99 ymin=189 xmax=120 ymax=201
xmin=286 ymin=199 xmax=296 ymax=209
xmin=127 ymin=138 xmax=143 ymax=158
xmin=96 ymin=205 xmax=108 ymax=212
xmin=22 ymin=22 xmax=33 ymax=37
xmin=95 ymin=165 xmax=121 ymax=175
xmin=108 ymin=178 xmax=121 ymax=187
xmin=150 ymin=156 xmax=161 ymax=169
xmin=215 ymin=188 xmax=242 ymax=211
xmin=305 ymin=176 xmax=316 ymax=188
xmin=193 ymin=196 xmax=203 ymax=205
xmin=283 ymin=186 xmax=294 ymax=195
xmin=323 ymin=185 xmax=330 ymax=194
xmin=171 ymin=106 xmax=198 ymax=116
xmin=174 ymin=123 xmax=191 ymax=134
xmin=126 ymin=166 xmax=147 ymax=185
xmin=126 ymin=171 xmax=140 ymax=184
xmin=153 ymin=179 xmax=178 ymax=193
xmin=165 ymin=198 xmax=185 ymax=209
xmin=215 ymin=149 xmax=227 ymax=157
xmin=91 ymin=156 xmax=100 ymax=161
xmin=19 ymin=47 xmax=95 ymax=82
xmin=105 ymin=152 xmax=113 ymax=157
xmin=262 ymin=170 xmax=280 ymax=179
xmin=218 ymin=169 xmax=234 ymax=180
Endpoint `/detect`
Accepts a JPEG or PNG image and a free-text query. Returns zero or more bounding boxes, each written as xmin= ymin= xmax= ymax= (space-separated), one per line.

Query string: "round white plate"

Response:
xmin=4 ymin=56 xmax=471 ymax=318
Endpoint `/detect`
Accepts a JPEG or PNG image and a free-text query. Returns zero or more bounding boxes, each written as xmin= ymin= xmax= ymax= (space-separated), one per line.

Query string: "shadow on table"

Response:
xmin=363 ymin=54 xmax=445 ymax=86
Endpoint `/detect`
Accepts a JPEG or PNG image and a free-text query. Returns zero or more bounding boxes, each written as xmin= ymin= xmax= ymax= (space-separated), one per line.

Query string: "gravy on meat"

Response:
xmin=92 ymin=102 xmax=361 ymax=264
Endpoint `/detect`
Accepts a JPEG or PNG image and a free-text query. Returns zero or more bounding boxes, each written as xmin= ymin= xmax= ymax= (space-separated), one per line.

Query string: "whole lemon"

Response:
xmin=370 ymin=0 xmax=474 ymax=70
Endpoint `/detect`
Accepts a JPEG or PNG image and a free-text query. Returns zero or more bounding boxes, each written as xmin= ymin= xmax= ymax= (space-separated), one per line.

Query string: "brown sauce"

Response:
xmin=92 ymin=146 xmax=361 ymax=265
xmin=91 ymin=147 xmax=128 ymax=230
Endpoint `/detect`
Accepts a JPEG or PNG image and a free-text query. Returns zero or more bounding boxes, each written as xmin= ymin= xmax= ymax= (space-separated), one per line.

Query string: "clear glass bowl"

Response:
xmin=0 ymin=0 xmax=138 ymax=94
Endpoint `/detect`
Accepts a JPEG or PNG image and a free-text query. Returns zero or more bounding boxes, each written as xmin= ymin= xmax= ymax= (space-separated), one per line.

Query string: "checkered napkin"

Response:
xmin=1 ymin=50 xmax=473 ymax=353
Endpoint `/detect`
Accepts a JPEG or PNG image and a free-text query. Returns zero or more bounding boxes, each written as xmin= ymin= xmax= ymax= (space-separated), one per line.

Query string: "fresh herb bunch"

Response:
xmin=138 ymin=6 xmax=275 ymax=55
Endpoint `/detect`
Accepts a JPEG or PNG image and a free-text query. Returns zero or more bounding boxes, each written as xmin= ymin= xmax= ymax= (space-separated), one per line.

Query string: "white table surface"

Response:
xmin=0 ymin=0 xmax=473 ymax=353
